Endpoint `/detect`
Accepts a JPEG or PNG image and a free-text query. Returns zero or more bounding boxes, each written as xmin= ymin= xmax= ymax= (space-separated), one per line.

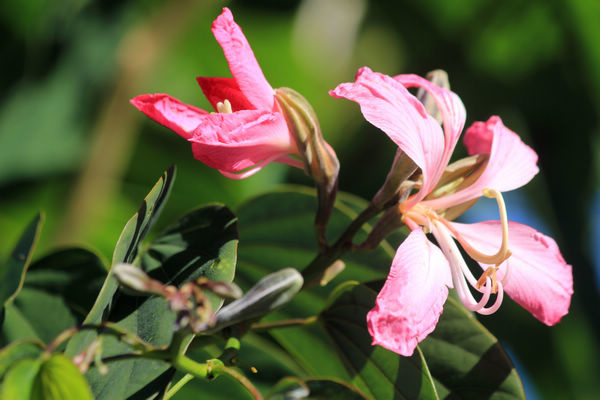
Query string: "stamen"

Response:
xmin=216 ymin=99 xmax=233 ymax=114
xmin=438 ymin=188 xmax=512 ymax=265
xmin=431 ymin=220 xmax=504 ymax=314
xmin=476 ymin=281 xmax=504 ymax=315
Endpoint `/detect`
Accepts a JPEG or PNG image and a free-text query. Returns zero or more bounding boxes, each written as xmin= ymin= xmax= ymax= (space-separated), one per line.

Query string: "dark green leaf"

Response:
xmin=320 ymin=283 xmax=439 ymax=399
xmin=1 ymin=248 xmax=107 ymax=345
xmin=31 ymin=354 xmax=93 ymax=400
xmin=0 ymin=340 xmax=43 ymax=379
xmin=305 ymin=378 xmax=369 ymax=399
xmin=1 ymin=357 xmax=42 ymax=399
xmin=419 ymin=297 xmax=526 ymax=399
xmin=267 ymin=376 xmax=368 ymax=400
xmin=267 ymin=376 xmax=309 ymax=400
xmin=0 ymin=213 xmax=43 ymax=307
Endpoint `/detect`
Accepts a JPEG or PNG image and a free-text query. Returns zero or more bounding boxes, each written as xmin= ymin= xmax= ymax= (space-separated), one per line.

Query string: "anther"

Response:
xmin=476 ymin=267 xmax=498 ymax=294
xmin=216 ymin=99 xmax=233 ymax=114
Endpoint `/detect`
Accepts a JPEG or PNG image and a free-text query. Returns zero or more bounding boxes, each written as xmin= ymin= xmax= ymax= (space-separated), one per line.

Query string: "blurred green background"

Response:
xmin=1 ymin=0 xmax=598 ymax=398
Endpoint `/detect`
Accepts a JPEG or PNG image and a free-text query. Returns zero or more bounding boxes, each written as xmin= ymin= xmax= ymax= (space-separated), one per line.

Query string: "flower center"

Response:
xmin=216 ymin=99 xmax=233 ymax=114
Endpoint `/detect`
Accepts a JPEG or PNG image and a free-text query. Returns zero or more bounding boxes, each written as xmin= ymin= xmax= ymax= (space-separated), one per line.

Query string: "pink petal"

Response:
xmin=196 ymin=77 xmax=254 ymax=112
xmin=330 ymin=67 xmax=445 ymax=203
xmin=188 ymin=109 xmax=297 ymax=173
xmin=130 ymin=94 xmax=208 ymax=140
xmin=212 ymin=8 xmax=274 ymax=111
xmin=425 ymin=116 xmax=539 ymax=209
xmin=367 ymin=229 xmax=452 ymax=356
xmin=450 ymin=220 xmax=573 ymax=325
xmin=395 ymin=74 xmax=466 ymax=184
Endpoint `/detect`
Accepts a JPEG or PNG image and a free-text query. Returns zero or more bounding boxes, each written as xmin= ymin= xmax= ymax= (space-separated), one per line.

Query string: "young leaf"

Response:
xmin=31 ymin=354 xmax=94 ymax=400
xmin=0 ymin=340 xmax=43 ymax=379
xmin=1 ymin=357 xmax=42 ymax=399
xmin=112 ymin=164 xmax=176 ymax=266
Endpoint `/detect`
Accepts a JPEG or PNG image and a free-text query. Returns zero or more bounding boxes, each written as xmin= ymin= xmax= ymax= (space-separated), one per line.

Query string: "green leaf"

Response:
xmin=1 ymin=357 xmax=42 ymax=399
xmin=267 ymin=377 xmax=368 ymax=400
xmin=79 ymin=204 xmax=239 ymax=399
xmin=0 ymin=213 xmax=43 ymax=307
xmin=31 ymin=354 xmax=93 ymax=400
xmin=139 ymin=203 xmax=238 ymax=310
xmin=305 ymin=378 xmax=369 ymax=399
xmin=65 ymin=166 xmax=176 ymax=354
xmin=319 ymin=283 xmax=439 ymax=399
xmin=113 ymin=164 xmax=176 ymax=266
xmin=1 ymin=248 xmax=107 ymax=345
xmin=419 ymin=297 xmax=526 ymax=399
xmin=0 ymin=340 xmax=43 ymax=379
xmin=267 ymin=376 xmax=309 ymax=399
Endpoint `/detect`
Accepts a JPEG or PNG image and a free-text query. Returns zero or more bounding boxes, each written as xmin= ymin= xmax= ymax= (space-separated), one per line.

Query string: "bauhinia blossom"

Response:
xmin=330 ymin=67 xmax=573 ymax=356
xmin=130 ymin=8 xmax=303 ymax=179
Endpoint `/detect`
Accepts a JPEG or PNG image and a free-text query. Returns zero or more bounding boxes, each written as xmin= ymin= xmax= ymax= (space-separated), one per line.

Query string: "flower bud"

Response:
xmin=112 ymin=263 xmax=166 ymax=296
xmin=275 ymin=87 xmax=340 ymax=247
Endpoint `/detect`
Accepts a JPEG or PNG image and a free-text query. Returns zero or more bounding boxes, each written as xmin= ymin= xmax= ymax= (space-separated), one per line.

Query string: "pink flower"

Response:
xmin=131 ymin=8 xmax=303 ymax=179
xmin=330 ymin=67 xmax=573 ymax=356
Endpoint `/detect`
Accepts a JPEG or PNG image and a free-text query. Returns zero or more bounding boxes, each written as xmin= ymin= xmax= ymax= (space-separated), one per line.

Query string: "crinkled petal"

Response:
xmin=212 ymin=8 xmax=274 ymax=110
xmin=450 ymin=220 xmax=572 ymax=325
xmin=426 ymin=116 xmax=539 ymax=209
xmin=330 ymin=67 xmax=444 ymax=203
xmin=130 ymin=94 xmax=208 ymax=140
xmin=196 ymin=77 xmax=254 ymax=112
xmin=395 ymin=74 xmax=466 ymax=184
xmin=188 ymin=109 xmax=297 ymax=173
xmin=367 ymin=229 xmax=452 ymax=356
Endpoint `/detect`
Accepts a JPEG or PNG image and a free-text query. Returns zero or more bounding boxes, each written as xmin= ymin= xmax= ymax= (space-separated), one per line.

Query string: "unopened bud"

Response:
xmin=197 ymin=278 xmax=243 ymax=300
xmin=198 ymin=268 xmax=303 ymax=333
xmin=275 ymin=87 xmax=340 ymax=248
xmin=320 ymin=260 xmax=345 ymax=286
xmin=112 ymin=263 xmax=165 ymax=296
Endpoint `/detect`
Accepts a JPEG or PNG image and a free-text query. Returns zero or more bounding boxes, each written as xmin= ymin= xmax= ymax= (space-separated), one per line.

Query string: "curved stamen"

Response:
xmin=476 ymin=281 xmax=504 ymax=315
xmin=431 ymin=221 xmax=491 ymax=311
xmin=437 ymin=188 xmax=511 ymax=265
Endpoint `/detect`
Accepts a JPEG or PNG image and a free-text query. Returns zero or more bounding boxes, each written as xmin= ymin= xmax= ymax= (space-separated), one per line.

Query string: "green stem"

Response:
xmin=164 ymin=374 xmax=194 ymax=400
xmin=250 ymin=316 xmax=318 ymax=331
xmin=211 ymin=364 xmax=263 ymax=400
xmin=302 ymin=202 xmax=382 ymax=288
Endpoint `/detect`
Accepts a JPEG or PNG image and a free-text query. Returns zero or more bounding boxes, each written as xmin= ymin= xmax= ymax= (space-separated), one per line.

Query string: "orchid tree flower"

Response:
xmin=130 ymin=8 xmax=304 ymax=179
xmin=330 ymin=67 xmax=573 ymax=357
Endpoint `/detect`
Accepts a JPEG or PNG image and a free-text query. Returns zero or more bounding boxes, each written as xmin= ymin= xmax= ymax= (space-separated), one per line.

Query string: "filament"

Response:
xmin=431 ymin=221 xmax=504 ymax=314
xmin=438 ymin=188 xmax=511 ymax=265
